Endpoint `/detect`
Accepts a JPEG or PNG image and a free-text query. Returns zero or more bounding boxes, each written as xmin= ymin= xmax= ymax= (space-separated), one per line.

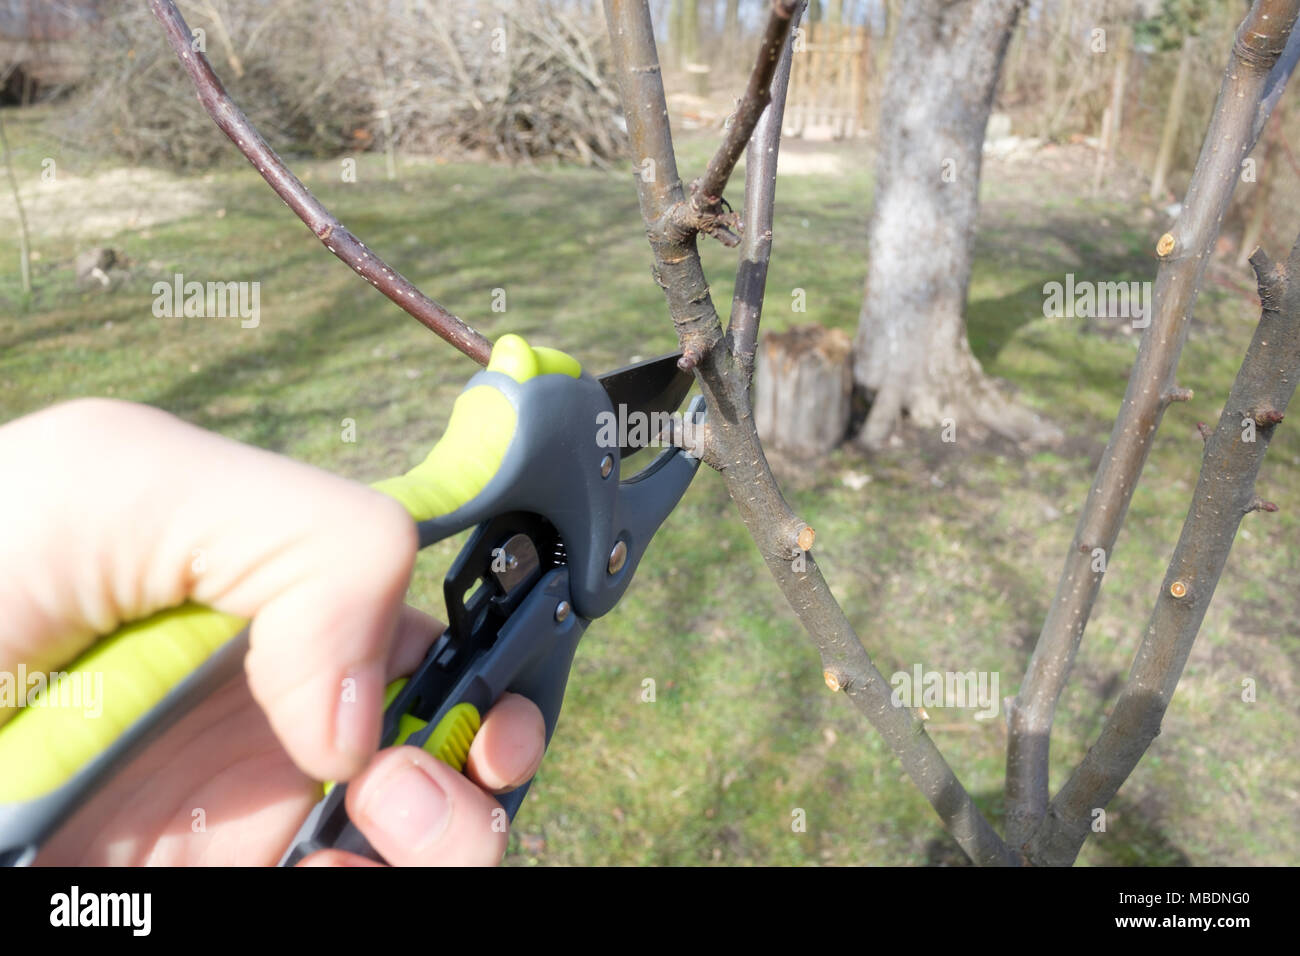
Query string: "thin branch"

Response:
xmin=1004 ymin=0 xmax=1300 ymax=847
xmin=604 ymin=0 xmax=1014 ymax=866
xmin=148 ymin=0 xmax=492 ymax=364
xmin=695 ymin=0 xmax=799 ymax=209
xmin=1025 ymin=235 xmax=1300 ymax=866
xmin=727 ymin=2 xmax=801 ymax=384
xmin=646 ymin=0 xmax=799 ymax=249
xmin=1254 ymin=0 xmax=1300 ymax=142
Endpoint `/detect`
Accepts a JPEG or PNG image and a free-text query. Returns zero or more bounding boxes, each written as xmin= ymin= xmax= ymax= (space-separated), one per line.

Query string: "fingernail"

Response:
xmin=361 ymin=757 xmax=451 ymax=850
xmin=334 ymin=663 xmax=382 ymax=763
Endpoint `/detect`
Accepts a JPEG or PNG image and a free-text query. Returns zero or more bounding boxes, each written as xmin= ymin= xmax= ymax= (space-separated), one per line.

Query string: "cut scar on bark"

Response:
xmin=785 ymin=523 xmax=816 ymax=554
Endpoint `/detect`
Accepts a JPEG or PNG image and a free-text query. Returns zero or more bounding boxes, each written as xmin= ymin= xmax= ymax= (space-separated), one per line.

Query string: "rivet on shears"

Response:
xmin=555 ymin=601 xmax=571 ymax=623
xmin=600 ymin=454 xmax=614 ymax=479
xmin=607 ymin=540 xmax=628 ymax=575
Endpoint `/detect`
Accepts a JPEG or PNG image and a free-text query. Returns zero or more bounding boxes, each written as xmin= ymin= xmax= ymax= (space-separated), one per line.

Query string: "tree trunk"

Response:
xmin=1037 ymin=0 xmax=1074 ymax=140
xmin=723 ymin=0 xmax=739 ymax=35
xmin=681 ymin=0 xmax=707 ymax=93
xmin=670 ymin=0 xmax=685 ymax=67
xmin=722 ymin=0 xmax=740 ymax=63
xmin=852 ymin=0 xmax=1059 ymax=448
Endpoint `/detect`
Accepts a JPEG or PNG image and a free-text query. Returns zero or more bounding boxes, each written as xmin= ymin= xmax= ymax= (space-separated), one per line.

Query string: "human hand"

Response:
xmin=0 ymin=399 xmax=545 ymax=865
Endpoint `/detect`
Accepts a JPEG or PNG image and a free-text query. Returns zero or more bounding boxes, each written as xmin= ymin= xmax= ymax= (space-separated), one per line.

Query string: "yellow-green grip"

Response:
xmin=0 ymin=605 xmax=244 ymax=802
xmin=322 ymin=681 xmax=481 ymax=797
xmin=378 ymin=679 xmax=482 ymax=773
xmin=0 ymin=335 xmax=577 ymax=804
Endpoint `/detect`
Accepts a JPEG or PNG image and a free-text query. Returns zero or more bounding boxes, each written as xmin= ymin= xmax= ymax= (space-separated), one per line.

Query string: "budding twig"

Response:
xmin=1245 ymin=496 xmax=1279 ymax=514
xmin=1025 ymin=228 xmax=1300 ymax=867
xmin=692 ymin=0 xmax=800 ymax=222
xmin=728 ymin=2 xmax=800 ymax=383
xmin=1005 ymin=0 xmax=1300 ymax=846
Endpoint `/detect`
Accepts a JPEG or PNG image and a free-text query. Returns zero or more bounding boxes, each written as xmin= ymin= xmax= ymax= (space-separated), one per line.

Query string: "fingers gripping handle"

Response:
xmin=279 ymin=568 xmax=586 ymax=865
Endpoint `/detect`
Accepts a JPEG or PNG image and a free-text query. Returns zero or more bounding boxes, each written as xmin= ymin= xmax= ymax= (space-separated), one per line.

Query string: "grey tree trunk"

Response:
xmin=852 ymin=0 xmax=1059 ymax=448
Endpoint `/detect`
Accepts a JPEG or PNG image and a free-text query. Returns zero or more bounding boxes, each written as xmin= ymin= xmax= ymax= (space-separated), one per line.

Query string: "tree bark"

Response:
xmin=605 ymin=0 xmax=1015 ymax=866
xmin=852 ymin=0 xmax=1058 ymax=448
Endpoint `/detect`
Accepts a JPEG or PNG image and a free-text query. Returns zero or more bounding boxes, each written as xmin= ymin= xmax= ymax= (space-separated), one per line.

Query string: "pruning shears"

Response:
xmin=0 ymin=334 xmax=704 ymax=866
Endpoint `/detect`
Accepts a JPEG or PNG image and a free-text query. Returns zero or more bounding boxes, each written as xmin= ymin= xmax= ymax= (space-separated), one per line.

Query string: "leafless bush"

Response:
xmin=66 ymin=0 xmax=626 ymax=169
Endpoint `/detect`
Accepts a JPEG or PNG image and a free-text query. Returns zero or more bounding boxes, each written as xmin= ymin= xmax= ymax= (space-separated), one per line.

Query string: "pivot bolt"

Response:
xmin=600 ymin=454 xmax=615 ymax=479
xmin=555 ymin=601 xmax=571 ymax=623
xmin=607 ymin=540 xmax=628 ymax=575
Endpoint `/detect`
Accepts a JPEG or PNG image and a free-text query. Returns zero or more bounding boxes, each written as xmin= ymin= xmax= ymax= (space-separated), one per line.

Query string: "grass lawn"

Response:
xmin=2 ymin=103 xmax=1297 ymax=865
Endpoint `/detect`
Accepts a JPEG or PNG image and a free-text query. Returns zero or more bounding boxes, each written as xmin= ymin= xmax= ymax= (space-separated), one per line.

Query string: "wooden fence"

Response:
xmin=784 ymin=21 xmax=870 ymax=139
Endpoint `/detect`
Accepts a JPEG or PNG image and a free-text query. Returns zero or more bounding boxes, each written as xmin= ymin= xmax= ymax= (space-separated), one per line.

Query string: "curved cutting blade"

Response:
xmin=596 ymin=353 xmax=693 ymax=459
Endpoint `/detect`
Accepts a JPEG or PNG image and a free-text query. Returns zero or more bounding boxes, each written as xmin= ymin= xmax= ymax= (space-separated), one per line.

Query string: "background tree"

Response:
xmin=850 ymin=0 xmax=1060 ymax=449
xmin=1140 ymin=0 xmax=1218 ymax=199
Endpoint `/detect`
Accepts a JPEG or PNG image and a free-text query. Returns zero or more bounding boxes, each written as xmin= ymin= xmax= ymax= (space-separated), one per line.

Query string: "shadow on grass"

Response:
xmin=921 ymin=791 xmax=1192 ymax=866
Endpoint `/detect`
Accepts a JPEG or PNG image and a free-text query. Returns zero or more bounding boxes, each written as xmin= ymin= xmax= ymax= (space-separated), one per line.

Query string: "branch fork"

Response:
xmin=657 ymin=0 xmax=800 ymax=255
xmin=605 ymin=0 xmax=1017 ymax=866
xmin=1005 ymin=0 xmax=1300 ymax=849
xmin=1024 ymin=229 xmax=1300 ymax=865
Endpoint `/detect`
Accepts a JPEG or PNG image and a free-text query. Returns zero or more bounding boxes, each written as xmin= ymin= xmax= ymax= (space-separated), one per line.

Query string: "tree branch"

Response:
xmin=694 ymin=1 xmax=799 ymax=211
xmin=148 ymin=0 xmax=492 ymax=364
xmin=1255 ymin=5 xmax=1300 ymax=142
xmin=646 ymin=0 xmax=799 ymax=249
xmin=1024 ymin=234 xmax=1300 ymax=866
xmin=727 ymin=2 xmax=800 ymax=384
xmin=605 ymin=0 xmax=1014 ymax=866
xmin=1004 ymin=0 xmax=1300 ymax=846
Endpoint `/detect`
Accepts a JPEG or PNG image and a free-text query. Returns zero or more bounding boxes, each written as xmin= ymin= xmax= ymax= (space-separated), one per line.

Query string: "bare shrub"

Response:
xmin=66 ymin=0 xmax=626 ymax=169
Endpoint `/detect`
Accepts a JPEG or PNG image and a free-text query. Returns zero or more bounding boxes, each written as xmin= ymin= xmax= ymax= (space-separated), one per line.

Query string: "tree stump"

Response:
xmin=754 ymin=324 xmax=853 ymax=457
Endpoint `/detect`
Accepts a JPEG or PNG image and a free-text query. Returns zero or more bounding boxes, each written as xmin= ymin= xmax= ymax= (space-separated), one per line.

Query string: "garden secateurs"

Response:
xmin=0 ymin=334 xmax=705 ymax=866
